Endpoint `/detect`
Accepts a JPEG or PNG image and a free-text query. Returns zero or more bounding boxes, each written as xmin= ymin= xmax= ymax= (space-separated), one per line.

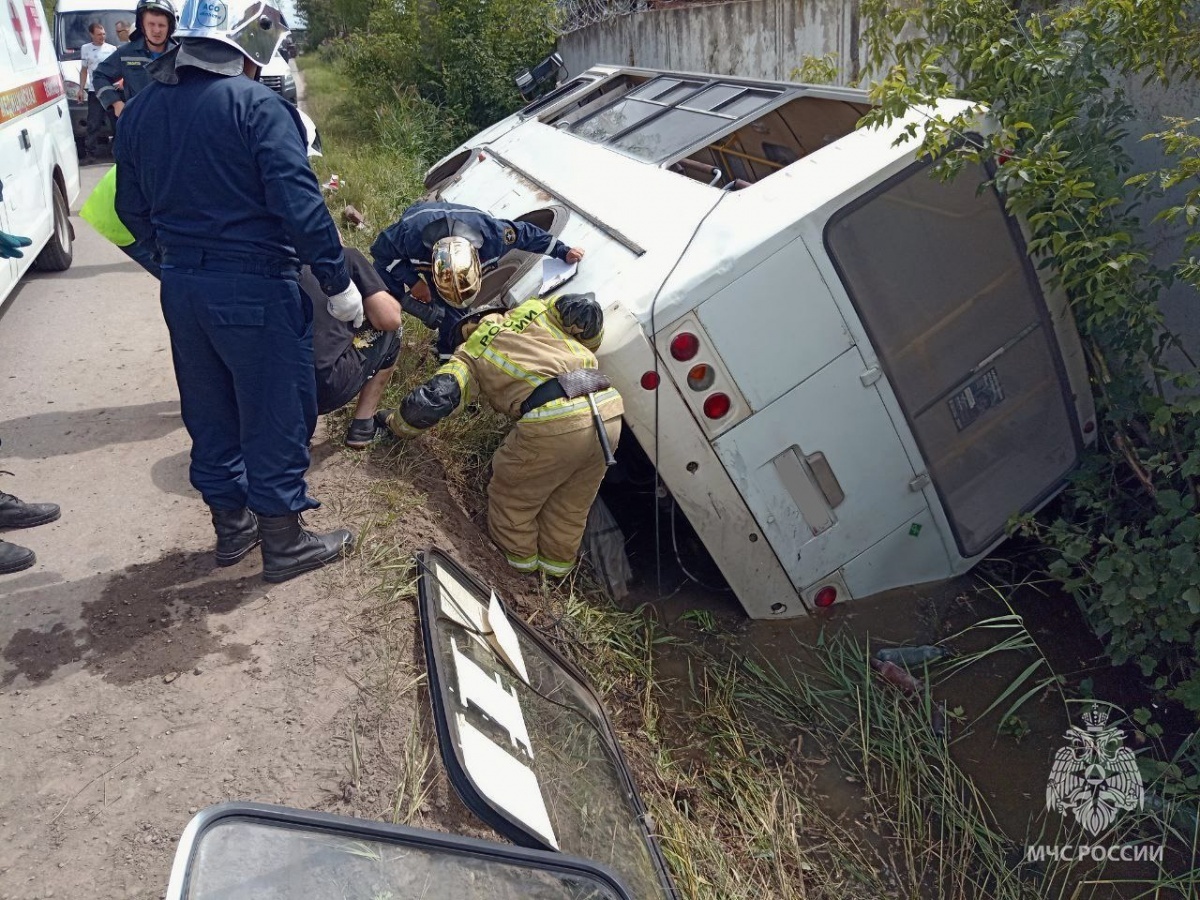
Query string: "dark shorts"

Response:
xmin=317 ymin=330 xmax=401 ymax=415
xmin=364 ymin=329 xmax=401 ymax=376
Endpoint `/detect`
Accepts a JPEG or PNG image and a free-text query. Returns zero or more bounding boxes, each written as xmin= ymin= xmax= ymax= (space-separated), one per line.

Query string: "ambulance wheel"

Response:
xmin=33 ymin=182 xmax=74 ymax=273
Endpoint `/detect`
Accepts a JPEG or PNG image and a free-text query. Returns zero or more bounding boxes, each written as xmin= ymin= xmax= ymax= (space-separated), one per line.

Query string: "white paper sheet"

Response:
xmin=539 ymin=258 xmax=578 ymax=295
xmin=486 ymin=591 xmax=530 ymax=685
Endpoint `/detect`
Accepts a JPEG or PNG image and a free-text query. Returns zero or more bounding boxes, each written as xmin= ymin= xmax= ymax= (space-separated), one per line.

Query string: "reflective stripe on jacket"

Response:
xmin=404 ymin=295 xmax=623 ymax=437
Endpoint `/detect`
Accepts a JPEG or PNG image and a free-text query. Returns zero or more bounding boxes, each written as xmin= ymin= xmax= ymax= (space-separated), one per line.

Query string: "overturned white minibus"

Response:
xmin=420 ymin=66 xmax=1095 ymax=618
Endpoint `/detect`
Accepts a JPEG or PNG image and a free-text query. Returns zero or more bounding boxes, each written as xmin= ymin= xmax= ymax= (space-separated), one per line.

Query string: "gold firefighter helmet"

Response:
xmin=430 ymin=236 xmax=482 ymax=308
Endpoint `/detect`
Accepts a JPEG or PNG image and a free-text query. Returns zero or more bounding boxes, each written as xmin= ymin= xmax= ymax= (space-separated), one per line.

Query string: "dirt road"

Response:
xmin=0 ymin=165 xmax=399 ymax=899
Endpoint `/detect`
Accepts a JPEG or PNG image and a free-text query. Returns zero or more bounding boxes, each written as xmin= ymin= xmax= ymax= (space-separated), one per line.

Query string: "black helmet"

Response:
xmin=554 ymin=292 xmax=603 ymax=342
xmin=455 ymin=304 xmax=507 ymax=347
xmin=135 ymin=0 xmax=177 ymax=39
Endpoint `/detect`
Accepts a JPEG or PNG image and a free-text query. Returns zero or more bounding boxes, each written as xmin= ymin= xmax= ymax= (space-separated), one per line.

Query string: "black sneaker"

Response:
xmin=0 ymin=489 xmax=61 ymax=530
xmin=0 ymin=539 xmax=35 ymax=574
xmin=345 ymin=417 xmax=380 ymax=449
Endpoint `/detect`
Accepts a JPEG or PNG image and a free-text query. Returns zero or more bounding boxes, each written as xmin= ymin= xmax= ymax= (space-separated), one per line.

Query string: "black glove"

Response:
xmin=399 ymin=372 xmax=462 ymax=430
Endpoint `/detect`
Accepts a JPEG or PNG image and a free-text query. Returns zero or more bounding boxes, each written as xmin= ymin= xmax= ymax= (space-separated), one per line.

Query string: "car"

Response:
xmin=1 ymin=0 xmax=81 ymax=309
xmin=259 ymin=51 xmax=296 ymax=104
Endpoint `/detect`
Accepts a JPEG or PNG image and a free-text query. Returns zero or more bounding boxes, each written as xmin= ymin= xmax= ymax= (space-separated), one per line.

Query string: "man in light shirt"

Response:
xmin=79 ymin=23 xmax=117 ymax=162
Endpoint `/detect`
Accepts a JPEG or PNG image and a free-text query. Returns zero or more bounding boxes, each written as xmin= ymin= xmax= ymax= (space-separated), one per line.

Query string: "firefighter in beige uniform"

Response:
xmin=383 ymin=291 xmax=622 ymax=576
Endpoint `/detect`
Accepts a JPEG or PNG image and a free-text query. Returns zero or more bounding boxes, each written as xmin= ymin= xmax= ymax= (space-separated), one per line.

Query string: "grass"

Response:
xmin=297 ymin=57 xmax=435 ymax=255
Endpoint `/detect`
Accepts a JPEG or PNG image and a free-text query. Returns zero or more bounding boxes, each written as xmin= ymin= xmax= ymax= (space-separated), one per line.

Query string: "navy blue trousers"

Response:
xmin=161 ymin=267 xmax=319 ymax=516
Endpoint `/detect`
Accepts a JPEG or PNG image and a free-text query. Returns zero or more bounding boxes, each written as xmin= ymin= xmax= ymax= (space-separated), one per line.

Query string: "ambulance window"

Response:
xmin=825 ymin=162 xmax=1081 ymax=555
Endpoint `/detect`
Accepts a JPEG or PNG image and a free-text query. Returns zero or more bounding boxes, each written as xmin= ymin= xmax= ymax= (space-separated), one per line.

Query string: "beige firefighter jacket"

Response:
xmin=394 ymin=295 xmax=624 ymax=438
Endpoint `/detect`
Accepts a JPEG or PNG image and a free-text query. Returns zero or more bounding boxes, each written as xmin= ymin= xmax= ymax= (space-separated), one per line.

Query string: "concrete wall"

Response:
xmin=560 ymin=0 xmax=862 ymax=84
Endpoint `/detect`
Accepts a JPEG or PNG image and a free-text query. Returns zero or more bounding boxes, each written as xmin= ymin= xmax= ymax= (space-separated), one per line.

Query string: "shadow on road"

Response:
xmin=26 ymin=260 xmax=146 ymax=281
xmin=0 ymin=400 xmax=182 ymax=459
xmin=1 ymin=549 xmax=266 ymax=687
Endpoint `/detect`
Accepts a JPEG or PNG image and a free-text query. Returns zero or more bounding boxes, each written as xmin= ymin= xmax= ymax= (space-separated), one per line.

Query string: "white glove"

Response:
xmin=327 ymin=280 xmax=364 ymax=328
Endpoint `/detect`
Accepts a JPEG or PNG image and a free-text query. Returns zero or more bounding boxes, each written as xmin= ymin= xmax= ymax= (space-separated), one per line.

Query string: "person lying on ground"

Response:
xmin=370 ymin=202 xmax=585 ymax=361
xmin=305 ymin=246 xmax=404 ymax=448
xmin=379 ymin=292 xmax=622 ymax=578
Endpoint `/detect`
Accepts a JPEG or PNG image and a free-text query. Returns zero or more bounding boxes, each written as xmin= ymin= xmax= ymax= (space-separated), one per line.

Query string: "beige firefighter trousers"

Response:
xmin=487 ymin=414 xmax=623 ymax=576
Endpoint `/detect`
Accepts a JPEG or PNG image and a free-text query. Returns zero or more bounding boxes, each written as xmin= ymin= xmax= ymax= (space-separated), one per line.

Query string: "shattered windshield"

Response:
xmin=566 ymin=75 xmax=782 ymax=163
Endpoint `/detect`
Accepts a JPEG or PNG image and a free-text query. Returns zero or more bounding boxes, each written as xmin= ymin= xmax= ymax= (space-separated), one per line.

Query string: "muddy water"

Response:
xmin=601 ymin=485 xmax=1193 ymax=891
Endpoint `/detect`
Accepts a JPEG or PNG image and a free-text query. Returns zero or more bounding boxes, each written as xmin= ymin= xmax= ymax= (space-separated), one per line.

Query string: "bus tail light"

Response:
xmin=703 ymin=392 xmax=731 ymax=420
xmin=814 ymin=586 xmax=838 ymax=608
xmin=670 ymin=332 xmax=700 ymax=361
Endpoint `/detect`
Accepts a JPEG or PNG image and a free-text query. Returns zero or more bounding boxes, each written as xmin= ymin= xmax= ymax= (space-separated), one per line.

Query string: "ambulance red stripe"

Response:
xmin=0 ymin=74 xmax=65 ymax=127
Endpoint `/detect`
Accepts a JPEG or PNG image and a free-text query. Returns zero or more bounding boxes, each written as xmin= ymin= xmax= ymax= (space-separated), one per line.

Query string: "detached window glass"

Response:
xmin=417 ymin=549 xmax=675 ymax=900
xmin=180 ymin=814 xmax=631 ymax=900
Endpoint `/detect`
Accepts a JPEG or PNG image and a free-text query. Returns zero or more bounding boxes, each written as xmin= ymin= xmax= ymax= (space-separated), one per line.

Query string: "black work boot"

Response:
xmin=259 ymin=513 xmax=353 ymax=584
xmin=210 ymin=506 xmax=260 ymax=567
xmin=0 ymin=539 xmax=36 ymax=575
xmin=0 ymin=489 xmax=60 ymax=530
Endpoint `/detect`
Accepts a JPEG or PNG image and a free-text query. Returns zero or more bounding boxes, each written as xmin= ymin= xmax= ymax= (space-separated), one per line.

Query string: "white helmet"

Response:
xmin=175 ymin=0 xmax=288 ymax=67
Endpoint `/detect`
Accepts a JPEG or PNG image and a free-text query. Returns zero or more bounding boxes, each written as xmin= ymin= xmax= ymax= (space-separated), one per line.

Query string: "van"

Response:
xmin=419 ymin=66 xmax=1096 ymax=618
xmin=53 ymin=0 xmax=137 ymax=151
xmin=259 ymin=50 xmax=296 ymax=103
xmin=1 ymin=0 xmax=80 ymax=309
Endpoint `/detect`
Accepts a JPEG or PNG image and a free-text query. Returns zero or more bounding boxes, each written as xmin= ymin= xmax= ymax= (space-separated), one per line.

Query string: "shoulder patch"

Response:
xmin=502 ymin=226 xmax=516 ymax=245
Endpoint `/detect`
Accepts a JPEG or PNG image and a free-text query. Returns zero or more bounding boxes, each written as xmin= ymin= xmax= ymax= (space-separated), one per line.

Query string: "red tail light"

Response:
xmin=814 ymin=586 xmax=838 ymax=608
xmin=703 ymin=392 xmax=731 ymax=419
xmin=670 ymin=332 xmax=700 ymax=361
xmin=640 ymin=371 xmax=660 ymax=390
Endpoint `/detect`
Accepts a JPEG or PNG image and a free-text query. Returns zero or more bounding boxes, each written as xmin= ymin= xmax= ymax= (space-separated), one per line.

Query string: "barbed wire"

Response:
xmin=552 ymin=0 xmax=641 ymax=36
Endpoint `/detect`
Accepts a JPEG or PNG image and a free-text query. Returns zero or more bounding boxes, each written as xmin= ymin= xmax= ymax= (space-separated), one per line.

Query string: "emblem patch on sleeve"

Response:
xmin=502 ymin=226 xmax=516 ymax=245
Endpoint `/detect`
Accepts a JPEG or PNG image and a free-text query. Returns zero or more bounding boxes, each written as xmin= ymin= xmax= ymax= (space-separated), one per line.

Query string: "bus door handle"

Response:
xmin=19 ymin=130 xmax=31 ymax=151
xmin=804 ymin=451 xmax=845 ymax=508
xmin=772 ymin=447 xmax=843 ymax=537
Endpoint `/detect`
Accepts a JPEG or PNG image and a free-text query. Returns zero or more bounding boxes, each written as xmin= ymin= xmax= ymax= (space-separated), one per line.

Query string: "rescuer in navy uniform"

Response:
xmin=93 ymin=0 xmax=180 ymax=118
xmin=114 ymin=0 xmax=363 ymax=583
xmin=370 ymin=201 xmax=585 ymax=360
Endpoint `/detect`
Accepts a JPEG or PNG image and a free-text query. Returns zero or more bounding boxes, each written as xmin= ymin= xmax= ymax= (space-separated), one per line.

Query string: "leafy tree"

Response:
xmin=860 ymin=0 xmax=1200 ymax=712
xmin=338 ymin=0 xmax=556 ymax=139
xmin=294 ymin=0 xmax=372 ymax=49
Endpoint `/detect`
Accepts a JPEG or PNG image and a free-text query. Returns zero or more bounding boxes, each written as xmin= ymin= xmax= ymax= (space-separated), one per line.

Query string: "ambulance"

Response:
xmin=1 ymin=0 xmax=79 ymax=309
xmin=419 ymin=66 xmax=1096 ymax=618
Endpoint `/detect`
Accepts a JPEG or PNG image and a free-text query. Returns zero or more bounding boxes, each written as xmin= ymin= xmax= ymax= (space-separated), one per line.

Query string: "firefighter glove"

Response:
xmin=328 ymin=280 xmax=365 ymax=328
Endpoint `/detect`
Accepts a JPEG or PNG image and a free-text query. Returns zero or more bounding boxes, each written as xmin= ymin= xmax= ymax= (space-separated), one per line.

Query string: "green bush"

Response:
xmin=861 ymin=0 xmax=1200 ymax=714
xmin=338 ymin=0 xmax=557 ymax=141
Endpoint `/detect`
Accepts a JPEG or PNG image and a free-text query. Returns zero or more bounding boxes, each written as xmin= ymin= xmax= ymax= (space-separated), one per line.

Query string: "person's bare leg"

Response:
xmin=351 ymin=364 xmax=396 ymax=420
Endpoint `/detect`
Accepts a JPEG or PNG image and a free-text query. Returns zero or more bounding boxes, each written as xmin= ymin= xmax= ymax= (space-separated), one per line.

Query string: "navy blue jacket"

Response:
xmin=370 ymin=201 xmax=571 ymax=301
xmin=93 ymin=36 xmax=179 ymax=111
xmin=113 ymin=66 xmax=349 ymax=295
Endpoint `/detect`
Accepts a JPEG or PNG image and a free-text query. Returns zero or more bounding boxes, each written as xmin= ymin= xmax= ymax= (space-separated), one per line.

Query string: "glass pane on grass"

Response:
xmin=418 ymin=550 xmax=675 ymax=900
xmin=185 ymin=817 xmax=626 ymax=900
